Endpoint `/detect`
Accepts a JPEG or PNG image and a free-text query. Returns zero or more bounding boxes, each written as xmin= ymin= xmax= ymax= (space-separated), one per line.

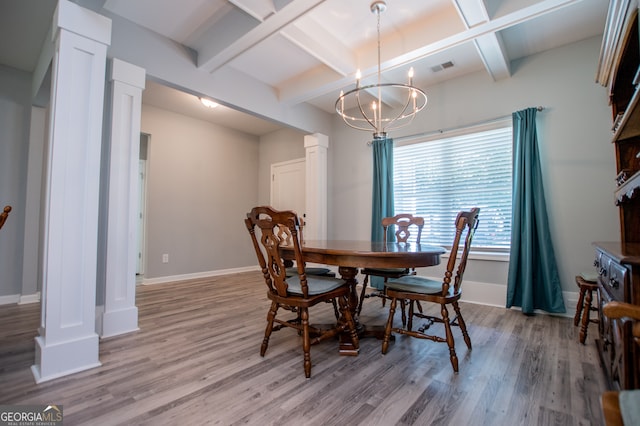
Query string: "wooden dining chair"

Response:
xmin=0 ymin=205 xmax=11 ymax=230
xmin=601 ymin=301 xmax=640 ymax=426
xmin=381 ymin=208 xmax=480 ymax=373
xmin=278 ymin=222 xmax=339 ymax=319
xmin=245 ymin=206 xmax=359 ymax=378
xmin=280 ymin=221 xmax=335 ymax=278
xmin=358 ymin=214 xmax=424 ymax=323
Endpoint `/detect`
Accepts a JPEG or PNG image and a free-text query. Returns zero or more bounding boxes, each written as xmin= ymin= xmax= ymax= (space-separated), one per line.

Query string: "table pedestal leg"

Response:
xmin=337 ymin=266 xmax=362 ymax=355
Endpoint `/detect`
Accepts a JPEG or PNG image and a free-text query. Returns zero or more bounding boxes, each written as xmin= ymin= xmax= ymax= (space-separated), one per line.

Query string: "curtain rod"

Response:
xmin=367 ymin=106 xmax=545 ymax=145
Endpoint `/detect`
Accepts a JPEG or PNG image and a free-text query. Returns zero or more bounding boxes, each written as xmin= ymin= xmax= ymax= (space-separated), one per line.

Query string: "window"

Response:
xmin=393 ymin=120 xmax=512 ymax=251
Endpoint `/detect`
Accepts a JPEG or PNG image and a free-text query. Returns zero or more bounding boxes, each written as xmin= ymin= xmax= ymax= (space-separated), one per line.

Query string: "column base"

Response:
xmin=97 ymin=306 xmax=139 ymax=338
xmin=31 ymin=334 xmax=101 ymax=383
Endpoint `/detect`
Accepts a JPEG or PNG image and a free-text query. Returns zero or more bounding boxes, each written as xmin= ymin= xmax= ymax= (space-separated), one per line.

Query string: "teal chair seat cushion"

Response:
xmin=362 ymin=267 xmax=408 ymax=276
xmin=286 ymin=275 xmax=346 ymax=296
xmin=386 ymin=275 xmax=443 ymax=295
xmin=620 ymin=389 xmax=640 ymax=426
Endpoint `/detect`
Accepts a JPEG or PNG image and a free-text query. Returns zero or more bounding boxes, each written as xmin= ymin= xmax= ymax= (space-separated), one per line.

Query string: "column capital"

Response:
xmin=304 ymin=133 xmax=329 ymax=149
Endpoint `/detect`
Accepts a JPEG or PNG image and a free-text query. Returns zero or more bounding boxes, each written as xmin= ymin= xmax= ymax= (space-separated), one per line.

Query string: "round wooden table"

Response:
xmin=282 ymin=240 xmax=446 ymax=354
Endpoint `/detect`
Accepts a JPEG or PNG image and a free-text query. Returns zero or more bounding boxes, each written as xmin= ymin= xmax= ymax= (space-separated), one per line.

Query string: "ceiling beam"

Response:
xmin=196 ymin=0 xmax=327 ymax=72
xmin=454 ymin=0 xmax=511 ymax=81
xmin=281 ymin=21 xmax=354 ymax=77
xmin=279 ymin=0 xmax=581 ymax=105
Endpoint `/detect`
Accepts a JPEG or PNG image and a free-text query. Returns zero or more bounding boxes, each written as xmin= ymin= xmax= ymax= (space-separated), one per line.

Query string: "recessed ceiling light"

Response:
xmin=200 ymin=98 xmax=219 ymax=108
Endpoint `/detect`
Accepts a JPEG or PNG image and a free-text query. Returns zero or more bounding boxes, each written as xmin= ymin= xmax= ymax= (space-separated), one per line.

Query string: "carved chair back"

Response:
xmin=442 ymin=208 xmax=480 ymax=296
xmin=382 ymin=213 xmax=424 ymax=244
xmin=245 ymin=206 xmax=309 ymax=298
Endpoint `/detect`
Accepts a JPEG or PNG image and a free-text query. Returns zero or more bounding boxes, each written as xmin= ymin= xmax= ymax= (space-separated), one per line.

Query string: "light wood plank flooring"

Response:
xmin=0 ymin=272 xmax=607 ymax=425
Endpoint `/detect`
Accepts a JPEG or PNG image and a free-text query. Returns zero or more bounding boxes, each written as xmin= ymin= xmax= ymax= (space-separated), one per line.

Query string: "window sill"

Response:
xmin=441 ymin=250 xmax=510 ymax=262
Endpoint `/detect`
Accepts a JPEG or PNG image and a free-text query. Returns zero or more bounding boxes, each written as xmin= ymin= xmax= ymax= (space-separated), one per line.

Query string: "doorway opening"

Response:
xmin=137 ymin=133 xmax=149 ymax=279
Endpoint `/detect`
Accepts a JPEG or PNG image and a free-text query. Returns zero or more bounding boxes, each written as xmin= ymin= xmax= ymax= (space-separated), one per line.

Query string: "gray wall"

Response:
xmin=0 ymin=35 xmax=621 ymax=302
xmin=140 ymin=105 xmax=261 ymax=279
xmin=0 ymin=65 xmax=31 ymax=297
xmin=328 ymin=36 xmax=619 ymax=296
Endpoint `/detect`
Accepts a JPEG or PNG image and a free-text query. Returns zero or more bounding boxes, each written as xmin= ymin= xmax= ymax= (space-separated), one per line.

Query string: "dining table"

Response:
xmin=281 ymin=239 xmax=446 ymax=355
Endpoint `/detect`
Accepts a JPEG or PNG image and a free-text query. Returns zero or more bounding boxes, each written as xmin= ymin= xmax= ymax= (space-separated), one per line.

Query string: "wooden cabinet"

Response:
xmin=594 ymin=243 xmax=640 ymax=390
xmin=600 ymin=2 xmax=640 ymax=243
xmin=595 ymin=0 xmax=640 ymax=390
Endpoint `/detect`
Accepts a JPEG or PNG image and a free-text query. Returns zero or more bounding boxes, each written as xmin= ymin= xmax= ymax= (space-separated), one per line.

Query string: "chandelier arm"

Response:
xmin=381 ymin=91 xmax=415 ymax=132
xmin=355 ymin=87 xmax=378 ymax=131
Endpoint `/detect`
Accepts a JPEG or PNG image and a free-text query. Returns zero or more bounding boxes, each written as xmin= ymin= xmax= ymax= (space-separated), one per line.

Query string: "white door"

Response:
xmin=137 ymin=159 xmax=147 ymax=276
xmin=271 ymin=158 xmax=305 ymax=219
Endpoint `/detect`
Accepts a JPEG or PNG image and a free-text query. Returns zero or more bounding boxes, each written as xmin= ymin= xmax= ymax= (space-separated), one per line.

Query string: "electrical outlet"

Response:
xmin=162 ymin=254 xmax=169 ymax=263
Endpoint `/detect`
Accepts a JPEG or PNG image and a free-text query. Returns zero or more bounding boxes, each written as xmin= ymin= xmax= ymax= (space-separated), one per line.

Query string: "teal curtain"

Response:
xmin=506 ymin=108 xmax=566 ymax=314
xmin=371 ymin=137 xmax=394 ymax=290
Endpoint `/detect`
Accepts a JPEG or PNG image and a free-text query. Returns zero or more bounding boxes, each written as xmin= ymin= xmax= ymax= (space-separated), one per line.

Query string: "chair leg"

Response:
xmin=340 ymin=295 xmax=359 ymax=350
xmin=357 ymin=275 xmax=370 ymax=316
xmin=407 ymin=300 xmax=415 ymax=331
xmin=574 ymin=287 xmax=586 ymax=327
xmin=579 ymin=289 xmax=593 ymax=344
xmin=301 ymin=307 xmax=312 ymax=378
xmin=441 ymin=304 xmax=458 ymax=373
xmin=381 ymin=280 xmax=387 ymax=307
xmin=382 ymin=297 xmax=398 ymax=354
xmin=400 ymin=299 xmax=407 ymax=327
xmin=261 ymin=301 xmax=278 ymax=356
xmin=453 ymin=301 xmax=471 ymax=350
xmin=331 ymin=299 xmax=340 ymax=320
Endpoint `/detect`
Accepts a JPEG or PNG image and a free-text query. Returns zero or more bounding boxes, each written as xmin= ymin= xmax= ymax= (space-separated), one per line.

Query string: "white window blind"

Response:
xmin=393 ymin=121 xmax=512 ymax=251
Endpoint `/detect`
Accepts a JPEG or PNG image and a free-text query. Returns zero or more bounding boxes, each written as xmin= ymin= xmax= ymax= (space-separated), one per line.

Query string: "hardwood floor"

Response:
xmin=0 ymin=272 xmax=607 ymax=425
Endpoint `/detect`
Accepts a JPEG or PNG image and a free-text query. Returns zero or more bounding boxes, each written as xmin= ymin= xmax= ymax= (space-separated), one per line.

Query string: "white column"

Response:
xmin=96 ymin=59 xmax=145 ymax=338
xmin=303 ymin=133 xmax=328 ymax=241
xmin=32 ymin=0 xmax=111 ymax=383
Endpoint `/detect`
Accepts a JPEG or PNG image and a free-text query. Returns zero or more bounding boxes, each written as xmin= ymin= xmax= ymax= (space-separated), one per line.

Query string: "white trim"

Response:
xmin=19 ymin=292 xmax=41 ymax=305
xmin=0 ymin=294 xmax=20 ymax=305
xmin=141 ymin=266 xmax=260 ymax=285
xmin=0 ymin=292 xmax=41 ymax=305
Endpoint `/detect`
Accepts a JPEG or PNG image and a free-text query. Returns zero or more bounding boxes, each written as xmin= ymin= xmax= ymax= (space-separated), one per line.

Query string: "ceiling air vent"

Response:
xmin=431 ymin=61 xmax=455 ymax=72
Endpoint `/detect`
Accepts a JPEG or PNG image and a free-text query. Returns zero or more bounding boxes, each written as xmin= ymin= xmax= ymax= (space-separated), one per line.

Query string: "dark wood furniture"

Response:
xmin=594 ymin=0 xmax=640 ymax=392
xmin=244 ymin=206 xmax=359 ymax=378
xmin=359 ymin=214 xmax=425 ymax=318
xmin=381 ymin=208 xmax=480 ymax=373
xmin=0 ymin=205 xmax=11 ymax=230
xmin=601 ymin=300 xmax=640 ymax=425
xmin=595 ymin=242 xmax=640 ymax=390
xmin=281 ymin=238 xmax=445 ymax=353
xmin=574 ymin=275 xmax=599 ymax=344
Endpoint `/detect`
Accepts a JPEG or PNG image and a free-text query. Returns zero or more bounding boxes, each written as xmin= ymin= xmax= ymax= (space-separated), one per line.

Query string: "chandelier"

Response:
xmin=335 ymin=1 xmax=428 ymax=140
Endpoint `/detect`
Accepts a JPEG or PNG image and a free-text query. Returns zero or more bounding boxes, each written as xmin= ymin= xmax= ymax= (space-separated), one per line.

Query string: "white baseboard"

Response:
xmin=0 ymin=294 xmax=20 ymax=305
xmin=19 ymin=292 xmax=41 ymax=304
xmin=0 ymin=292 xmax=42 ymax=306
xmin=461 ymin=280 xmax=577 ymax=318
xmin=141 ymin=265 xmax=260 ymax=285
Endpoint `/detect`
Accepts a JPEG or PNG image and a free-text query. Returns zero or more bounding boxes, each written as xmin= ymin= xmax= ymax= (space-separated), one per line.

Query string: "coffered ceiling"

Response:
xmin=0 ymin=0 xmax=609 ymax=135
